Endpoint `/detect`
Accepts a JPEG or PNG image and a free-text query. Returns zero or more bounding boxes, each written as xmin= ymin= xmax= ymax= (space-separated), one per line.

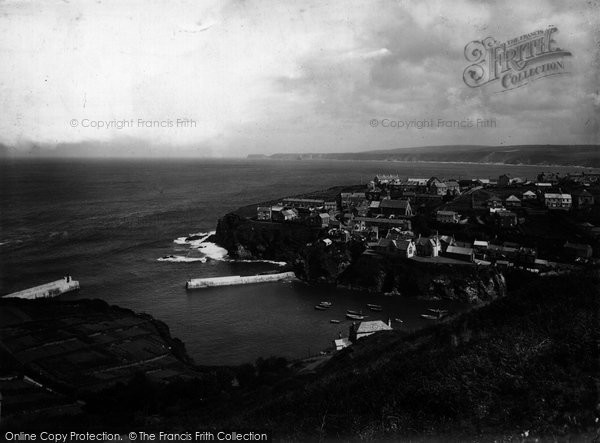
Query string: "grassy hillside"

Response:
xmin=269 ymin=145 xmax=600 ymax=168
xmin=209 ymin=271 xmax=599 ymax=440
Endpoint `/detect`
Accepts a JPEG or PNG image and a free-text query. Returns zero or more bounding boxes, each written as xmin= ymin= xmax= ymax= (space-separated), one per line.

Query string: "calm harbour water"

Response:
xmin=0 ymin=158 xmax=593 ymax=365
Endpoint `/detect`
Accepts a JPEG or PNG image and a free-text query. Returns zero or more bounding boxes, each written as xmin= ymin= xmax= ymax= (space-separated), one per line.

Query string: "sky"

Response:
xmin=0 ymin=0 xmax=598 ymax=157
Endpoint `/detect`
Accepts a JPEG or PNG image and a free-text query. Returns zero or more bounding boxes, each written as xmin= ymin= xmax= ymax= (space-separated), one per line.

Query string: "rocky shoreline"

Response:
xmin=214 ymin=203 xmax=506 ymax=304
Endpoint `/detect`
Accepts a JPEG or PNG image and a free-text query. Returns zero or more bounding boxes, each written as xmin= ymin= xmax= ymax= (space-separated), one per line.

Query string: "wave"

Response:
xmin=174 ymin=231 xmax=215 ymax=247
xmin=170 ymin=231 xmax=286 ymax=265
xmin=197 ymin=242 xmax=229 ymax=260
xmin=157 ymin=255 xmax=207 ymax=263
xmin=226 ymin=258 xmax=287 ymax=266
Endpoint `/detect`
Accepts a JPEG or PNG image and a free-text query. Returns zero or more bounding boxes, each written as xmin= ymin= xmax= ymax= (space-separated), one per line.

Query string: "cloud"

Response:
xmin=0 ymin=0 xmax=597 ymax=155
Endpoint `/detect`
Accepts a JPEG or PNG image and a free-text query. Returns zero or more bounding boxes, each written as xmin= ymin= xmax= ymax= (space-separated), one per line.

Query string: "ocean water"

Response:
xmin=0 ymin=158 xmax=592 ymax=365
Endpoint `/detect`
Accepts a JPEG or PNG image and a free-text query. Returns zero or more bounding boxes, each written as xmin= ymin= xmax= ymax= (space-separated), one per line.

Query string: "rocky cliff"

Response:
xmin=215 ymin=213 xmax=506 ymax=303
xmin=296 ymin=240 xmax=506 ymax=303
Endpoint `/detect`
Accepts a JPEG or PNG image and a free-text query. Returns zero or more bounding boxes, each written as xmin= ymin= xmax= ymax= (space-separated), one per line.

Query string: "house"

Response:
xmin=340 ymin=192 xmax=367 ymax=208
xmin=270 ymin=206 xmax=284 ymax=221
xmin=504 ymin=195 xmax=521 ymax=207
xmin=328 ymin=228 xmax=351 ymax=243
xmin=439 ymin=235 xmax=455 ymax=252
xmin=318 ymin=213 xmax=330 ymax=227
xmin=307 ymin=212 xmax=330 ymax=228
xmin=349 ymin=320 xmax=392 ymax=342
xmin=271 ymin=207 xmax=298 ymax=222
xmin=374 ymin=238 xmax=416 ymax=258
xmin=522 ymin=190 xmax=537 ymax=200
xmin=571 ymin=189 xmax=594 ymax=210
xmin=415 ymin=235 xmax=442 ymax=257
xmin=282 ymin=198 xmax=325 ymax=209
xmin=368 ymin=200 xmax=381 ymax=216
xmin=544 ymin=193 xmax=572 ymax=210
xmin=375 ymin=174 xmax=400 ymax=185
xmin=323 ymin=201 xmax=338 ymax=212
xmin=496 ymin=211 xmax=518 ymax=228
xmin=498 ymin=174 xmax=512 ymax=187
xmin=486 ymin=195 xmax=503 ymax=208
xmin=446 ymin=181 xmax=461 ymax=195
xmin=380 ymin=199 xmax=413 ymax=217
xmin=564 ymin=242 xmax=593 ymax=259
xmin=430 ymin=181 xmax=448 ymax=196
xmin=443 ymin=245 xmax=474 ymax=262
xmin=351 ymin=217 xmax=412 ymax=234
xmin=436 ymin=210 xmax=460 ymax=224
xmin=256 ymin=206 xmax=272 ymax=221
xmin=334 ymin=337 xmax=351 ymax=350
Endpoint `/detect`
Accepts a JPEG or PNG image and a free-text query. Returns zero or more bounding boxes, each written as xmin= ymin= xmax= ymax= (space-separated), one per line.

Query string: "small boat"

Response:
xmin=320 ymin=301 xmax=333 ymax=307
xmin=367 ymin=304 xmax=383 ymax=311
xmin=420 ymin=314 xmax=440 ymax=320
xmin=394 ymin=318 xmax=403 ymax=323
xmin=330 ymin=319 xmax=340 ymax=324
xmin=366 ymin=303 xmax=382 ymax=309
xmin=315 ymin=305 xmax=328 ymax=311
xmin=346 ymin=310 xmax=363 ymax=315
xmin=346 ymin=313 xmax=366 ymax=320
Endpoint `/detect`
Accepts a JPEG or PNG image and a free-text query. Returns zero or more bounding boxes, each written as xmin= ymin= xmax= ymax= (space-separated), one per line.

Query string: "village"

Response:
xmin=252 ymin=170 xmax=600 ymax=351
xmin=255 ymin=171 xmax=599 ymax=270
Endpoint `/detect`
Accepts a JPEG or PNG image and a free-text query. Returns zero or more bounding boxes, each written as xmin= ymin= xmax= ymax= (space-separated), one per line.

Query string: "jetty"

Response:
xmin=186 ymin=272 xmax=296 ymax=289
xmin=3 ymin=276 xmax=80 ymax=300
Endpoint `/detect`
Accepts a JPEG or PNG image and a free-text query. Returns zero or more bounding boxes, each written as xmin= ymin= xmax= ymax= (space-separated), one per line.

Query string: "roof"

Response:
xmin=505 ymin=195 xmax=521 ymax=201
xmin=283 ymin=198 xmax=324 ymax=204
xmin=433 ymin=182 xmax=448 ymax=188
xmin=436 ymin=210 xmax=458 ymax=216
xmin=446 ymin=245 xmax=473 ymax=255
xmin=271 ymin=205 xmax=284 ymax=211
xmin=369 ymin=200 xmax=381 ymax=209
xmin=564 ymin=242 xmax=592 ymax=251
xmin=354 ymin=217 xmax=411 ymax=226
xmin=571 ymin=189 xmax=593 ymax=196
xmin=473 ymin=240 xmax=489 ymax=247
xmin=522 ymin=190 xmax=536 ymax=196
xmin=544 ymin=193 xmax=571 ymax=199
xmin=380 ymin=199 xmax=410 ymax=209
xmin=446 ymin=181 xmax=459 ymax=187
xmin=334 ymin=338 xmax=351 ymax=348
xmin=257 ymin=206 xmax=271 ymax=211
xmin=319 ymin=213 xmax=330 ymax=219
xmin=356 ymin=320 xmax=392 ymax=334
xmin=487 ymin=195 xmax=502 ymax=201
xmin=395 ymin=239 xmax=414 ymax=251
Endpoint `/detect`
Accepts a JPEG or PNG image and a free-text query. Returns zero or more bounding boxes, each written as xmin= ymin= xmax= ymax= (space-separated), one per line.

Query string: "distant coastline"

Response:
xmin=247 ymin=156 xmax=600 ymax=170
xmin=249 ymin=144 xmax=600 ymax=169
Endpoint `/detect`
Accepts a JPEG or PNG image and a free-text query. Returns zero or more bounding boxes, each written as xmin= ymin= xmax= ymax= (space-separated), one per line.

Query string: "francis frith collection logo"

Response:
xmin=463 ymin=26 xmax=572 ymax=91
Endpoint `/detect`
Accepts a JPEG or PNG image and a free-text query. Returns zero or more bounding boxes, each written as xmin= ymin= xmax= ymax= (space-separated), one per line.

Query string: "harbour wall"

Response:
xmin=3 ymin=278 xmax=80 ymax=300
xmin=186 ymin=272 xmax=296 ymax=289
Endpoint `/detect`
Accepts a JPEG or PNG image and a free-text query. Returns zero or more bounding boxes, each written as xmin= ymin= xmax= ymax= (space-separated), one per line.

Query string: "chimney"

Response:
xmin=388 ymin=318 xmax=392 ymax=327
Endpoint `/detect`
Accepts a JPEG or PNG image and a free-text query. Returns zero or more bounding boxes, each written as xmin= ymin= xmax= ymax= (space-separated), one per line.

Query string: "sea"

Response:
xmin=0 ymin=158 xmax=594 ymax=365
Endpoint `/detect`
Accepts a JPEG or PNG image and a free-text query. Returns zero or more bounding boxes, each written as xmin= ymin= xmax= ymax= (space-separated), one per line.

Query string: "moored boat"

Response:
xmin=330 ymin=319 xmax=340 ymax=324
xmin=320 ymin=301 xmax=333 ymax=307
xmin=315 ymin=305 xmax=328 ymax=311
xmin=420 ymin=314 xmax=439 ymax=320
xmin=367 ymin=304 xmax=383 ymax=311
xmin=346 ymin=313 xmax=366 ymax=320
xmin=346 ymin=309 xmax=363 ymax=315
xmin=394 ymin=318 xmax=403 ymax=323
